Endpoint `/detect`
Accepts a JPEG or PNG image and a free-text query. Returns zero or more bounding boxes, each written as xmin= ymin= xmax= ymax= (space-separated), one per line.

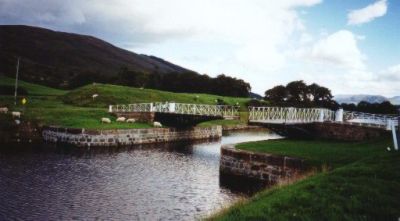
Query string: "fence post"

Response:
xmin=392 ymin=122 xmax=398 ymax=151
xmin=318 ymin=109 xmax=324 ymax=122
xmin=335 ymin=108 xmax=343 ymax=122
xmin=108 ymin=105 xmax=113 ymax=113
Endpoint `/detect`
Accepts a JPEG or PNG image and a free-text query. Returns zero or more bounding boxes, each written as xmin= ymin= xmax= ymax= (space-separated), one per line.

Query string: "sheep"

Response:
xmin=126 ymin=118 xmax=136 ymax=123
xmin=92 ymin=94 xmax=98 ymax=99
xmin=153 ymin=121 xmax=162 ymax=128
xmin=101 ymin=117 xmax=111 ymax=124
xmin=0 ymin=107 xmax=8 ymax=114
xmin=11 ymin=111 xmax=21 ymax=118
xmin=116 ymin=117 xmax=126 ymax=122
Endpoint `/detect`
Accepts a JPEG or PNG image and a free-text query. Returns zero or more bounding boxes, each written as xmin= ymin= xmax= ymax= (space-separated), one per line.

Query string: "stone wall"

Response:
xmin=42 ymin=126 xmax=222 ymax=147
xmin=220 ymin=144 xmax=306 ymax=184
xmin=312 ymin=122 xmax=389 ymax=141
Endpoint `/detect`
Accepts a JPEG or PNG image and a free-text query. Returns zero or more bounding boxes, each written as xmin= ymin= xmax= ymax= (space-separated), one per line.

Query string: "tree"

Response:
xmin=286 ymin=80 xmax=309 ymax=105
xmin=264 ymin=85 xmax=288 ymax=104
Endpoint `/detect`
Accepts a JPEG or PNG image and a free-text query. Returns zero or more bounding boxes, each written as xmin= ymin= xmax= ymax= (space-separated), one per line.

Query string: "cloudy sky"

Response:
xmin=1 ymin=0 xmax=399 ymax=96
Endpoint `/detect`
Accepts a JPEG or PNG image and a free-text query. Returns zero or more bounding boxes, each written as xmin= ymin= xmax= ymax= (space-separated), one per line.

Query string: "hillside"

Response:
xmin=0 ymin=76 xmax=250 ymax=129
xmin=62 ymin=83 xmax=250 ymax=110
xmin=0 ymin=25 xmax=191 ymax=88
xmin=334 ymin=94 xmax=389 ymax=104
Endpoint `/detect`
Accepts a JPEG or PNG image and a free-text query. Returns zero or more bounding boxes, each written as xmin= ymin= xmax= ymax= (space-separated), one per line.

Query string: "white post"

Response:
xmin=335 ymin=108 xmax=343 ymax=122
xmin=392 ymin=122 xmax=398 ymax=151
xmin=150 ymin=103 xmax=153 ymax=112
xmin=14 ymin=57 xmax=20 ymax=106
xmin=108 ymin=105 xmax=113 ymax=113
xmin=386 ymin=119 xmax=392 ymax=130
xmin=318 ymin=109 xmax=324 ymax=122
xmin=169 ymin=102 xmax=176 ymax=113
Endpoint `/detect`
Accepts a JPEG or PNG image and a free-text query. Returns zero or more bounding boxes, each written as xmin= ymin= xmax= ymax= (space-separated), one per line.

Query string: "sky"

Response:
xmin=1 ymin=0 xmax=399 ymax=97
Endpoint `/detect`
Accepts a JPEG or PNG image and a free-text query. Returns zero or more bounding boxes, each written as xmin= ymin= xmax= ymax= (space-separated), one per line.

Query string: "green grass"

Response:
xmin=236 ymin=138 xmax=392 ymax=168
xmin=0 ymin=76 xmax=67 ymax=96
xmin=210 ymin=138 xmax=400 ymax=220
xmin=62 ymin=83 xmax=250 ymax=111
xmin=0 ymin=78 xmax=252 ymax=129
xmin=197 ymin=112 xmax=249 ymax=128
xmin=0 ymin=95 xmax=152 ymax=129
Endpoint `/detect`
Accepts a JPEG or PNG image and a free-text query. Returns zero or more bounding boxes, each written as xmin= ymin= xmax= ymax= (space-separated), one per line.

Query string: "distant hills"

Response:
xmin=0 ymin=25 xmax=191 ymax=88
xmin=334 ymin=94 xmax=400 ymax=105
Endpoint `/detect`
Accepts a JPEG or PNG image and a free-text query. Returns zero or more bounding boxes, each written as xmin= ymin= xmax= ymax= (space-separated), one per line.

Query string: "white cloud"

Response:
xmin=379 ymin=64 xmax=400 ymax=81
xmin=296 ymin=30 xmax=366 ymax=70
xmin=347 ymin=0 xmax=387 ymax=25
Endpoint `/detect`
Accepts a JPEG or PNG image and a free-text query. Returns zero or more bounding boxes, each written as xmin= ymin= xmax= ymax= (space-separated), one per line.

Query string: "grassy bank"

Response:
xmin=0 ymin=76 xmax=250 ymax=129
xmin=197 ymin=112 xmax=249 ymax=128
xmin=210 ymin=138 xmax=400 ymax=220
xmin=62 ymin=83 xmax=250 ymax=111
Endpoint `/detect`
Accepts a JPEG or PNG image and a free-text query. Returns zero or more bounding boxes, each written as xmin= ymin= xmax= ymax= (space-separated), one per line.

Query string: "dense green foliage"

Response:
xmin=264 ymin=80 xmax=338 ymax=109
xmin=111 ymin=69 xmax=252 ymax=97
xmin=210 ymin=138 xmax=400 ymax=220
xmin=341 ymin=101 xmax=398 ymax=114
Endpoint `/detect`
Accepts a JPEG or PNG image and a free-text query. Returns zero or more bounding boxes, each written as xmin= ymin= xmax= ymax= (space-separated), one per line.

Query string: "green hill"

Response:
xmin=62 ymin=83 xmax=250 ymax=110
xmin=0 ymin=77 xmax=251 ymax=129
xmin=0 ymin=76 xmax=66 ymax=96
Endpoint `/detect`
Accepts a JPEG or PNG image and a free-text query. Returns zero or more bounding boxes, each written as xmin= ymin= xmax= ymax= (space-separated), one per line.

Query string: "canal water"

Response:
xmin=0 ymin=130 xmax=280 ymax=220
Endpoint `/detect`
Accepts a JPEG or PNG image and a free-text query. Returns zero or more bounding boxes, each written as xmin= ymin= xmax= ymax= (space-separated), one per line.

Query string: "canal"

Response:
xmin=0 ymin=130 xmax=280 ymax=220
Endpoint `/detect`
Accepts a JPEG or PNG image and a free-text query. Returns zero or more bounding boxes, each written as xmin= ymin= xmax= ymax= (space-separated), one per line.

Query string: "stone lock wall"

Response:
xmin=42 ymin=126 xmax=222 ymax=147
xmin=312 ymin=122 xmax=389 ymax=141
xmin=220 ymin=144 xmax=306 ymax=184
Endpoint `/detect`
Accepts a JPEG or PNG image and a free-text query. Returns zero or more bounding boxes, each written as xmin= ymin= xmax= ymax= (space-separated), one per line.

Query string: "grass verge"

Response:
xmin=209 ymin=138 xmax=400 ymax=220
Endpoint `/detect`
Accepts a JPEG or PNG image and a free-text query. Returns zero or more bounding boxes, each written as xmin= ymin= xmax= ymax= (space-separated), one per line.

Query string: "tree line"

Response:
xmin=263 ymin=80 xmax=398 ymax=114
xmin=69 ymin=67 xmax=251 ymax=97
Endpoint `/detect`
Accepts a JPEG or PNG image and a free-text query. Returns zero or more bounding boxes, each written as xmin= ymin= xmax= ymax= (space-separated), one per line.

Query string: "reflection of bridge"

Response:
xmin=249 ymin=106 xmax=398 ymax=130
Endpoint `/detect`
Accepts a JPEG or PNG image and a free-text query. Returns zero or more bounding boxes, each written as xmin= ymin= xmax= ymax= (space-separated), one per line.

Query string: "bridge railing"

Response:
xmin=248 ymin=106 xmax=335 ymax=124
xmin=109 ymin=102 xmax=239 ymax=118
xmin=343 ymin=111 xmax=398 ymax=129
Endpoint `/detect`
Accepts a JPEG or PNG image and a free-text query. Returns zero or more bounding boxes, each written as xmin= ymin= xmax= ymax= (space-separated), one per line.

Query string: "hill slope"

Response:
xmin=0 ymin=25 xmax=191 ymax=88
xmin=334 ymin=94 xmax=389 ymax=104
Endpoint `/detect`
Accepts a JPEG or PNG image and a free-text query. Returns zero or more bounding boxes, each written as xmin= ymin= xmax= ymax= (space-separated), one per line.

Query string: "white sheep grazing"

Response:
xmin=101 ymin=117 xmax=111 ymax=124
xmin=153 ymin=121 xmax=162 ymax=128
xmin=11 ymin=111 xmax=21 ymax=118
xmin=116 ymin=117 xmax=126 ymax=122
xmin=0 ymin=107 xmax=8 ymax=114
xmin=126 ymin=118 xmax=136 ymax=123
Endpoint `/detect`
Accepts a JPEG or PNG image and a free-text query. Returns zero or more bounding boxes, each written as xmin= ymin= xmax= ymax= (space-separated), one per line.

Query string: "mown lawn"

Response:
xmin=210 ymin=138 xmax=400 ymax=221
xmin=236 ymin=138 xmax=393 ymax=168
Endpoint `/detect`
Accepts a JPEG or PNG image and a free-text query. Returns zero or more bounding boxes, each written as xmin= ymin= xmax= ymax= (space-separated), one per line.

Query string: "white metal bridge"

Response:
xmin=109 ymin=102 xmax=240 ymax=119
xmin=248 ymin=107 xmax=335 ymax=124
xmin=249 ymin=106 xmax=398 ymax=130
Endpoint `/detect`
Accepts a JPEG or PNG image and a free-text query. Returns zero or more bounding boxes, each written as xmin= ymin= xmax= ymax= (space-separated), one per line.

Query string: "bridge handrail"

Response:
xmin=248 ymin=106 xmax=335 ymax=123
xmin=109 ymin=102 xmax=239 ymax=117
xmin=343 ymin=111 xmax=398 ymax=127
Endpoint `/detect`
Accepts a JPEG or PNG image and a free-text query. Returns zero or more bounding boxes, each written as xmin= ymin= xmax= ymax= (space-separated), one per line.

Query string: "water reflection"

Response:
xmin=0 ymin=129 xmax=280 ymax=220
